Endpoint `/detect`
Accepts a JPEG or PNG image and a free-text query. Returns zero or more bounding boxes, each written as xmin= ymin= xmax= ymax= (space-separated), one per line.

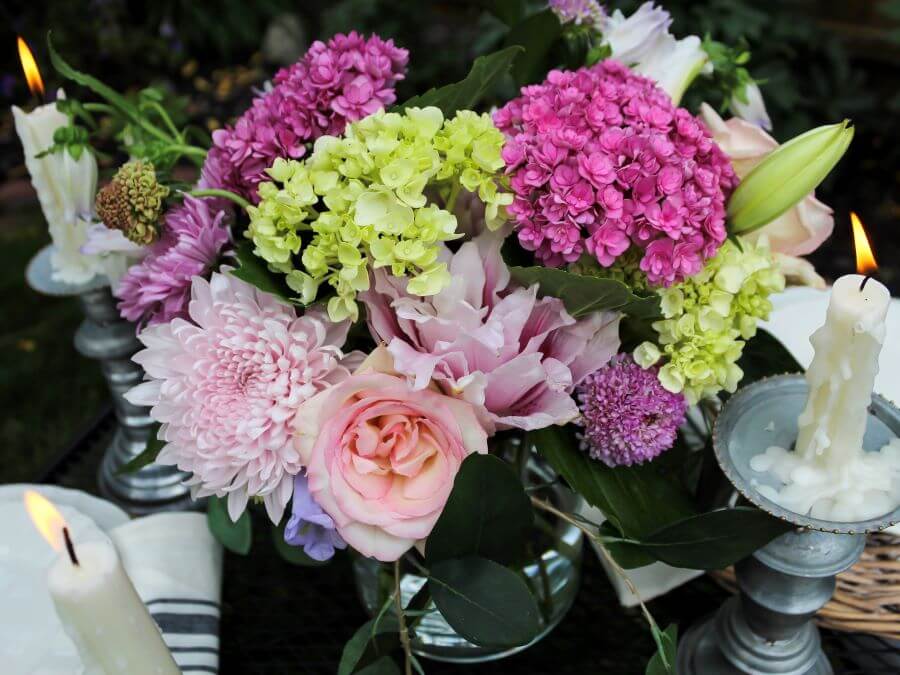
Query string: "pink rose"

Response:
xmin=293 ymin=347 xmax=488 ymax=562
xmin=700 ymin=104 xmax=833 ymax=287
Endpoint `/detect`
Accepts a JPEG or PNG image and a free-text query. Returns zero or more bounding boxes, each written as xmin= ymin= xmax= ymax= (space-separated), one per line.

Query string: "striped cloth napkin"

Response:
xmin=110 ymin=513 xmax=223 ymax=674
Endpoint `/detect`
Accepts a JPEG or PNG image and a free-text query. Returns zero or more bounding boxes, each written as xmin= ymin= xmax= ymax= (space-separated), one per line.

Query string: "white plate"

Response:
xmin=0 ymin=485 xmax=129 ymax=674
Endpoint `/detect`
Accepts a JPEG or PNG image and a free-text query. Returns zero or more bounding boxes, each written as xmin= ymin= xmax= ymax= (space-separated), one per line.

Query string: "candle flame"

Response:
xmin=17 ymin=37 xmax=45 ymax=100
xmin=850 ymin=212 xmax=878 ymax=275
xmin=24 ymin=490 xmax=66 ymax=552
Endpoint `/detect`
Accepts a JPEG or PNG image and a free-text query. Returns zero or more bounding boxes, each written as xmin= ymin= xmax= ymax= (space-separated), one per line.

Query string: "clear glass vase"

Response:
xmin=352 ymin=446 xmax=583 ymax=663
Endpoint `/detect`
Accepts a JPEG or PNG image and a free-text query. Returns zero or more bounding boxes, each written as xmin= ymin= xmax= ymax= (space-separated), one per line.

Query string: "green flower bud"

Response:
xmin=95 ymin=160 xmax=169 ymax=245
xmin=728 ymin=120 xmax=854 ymax=234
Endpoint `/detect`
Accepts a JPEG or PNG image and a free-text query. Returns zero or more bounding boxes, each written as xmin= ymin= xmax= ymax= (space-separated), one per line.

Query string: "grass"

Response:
xmin=0 ymin=202 xmax=107 ymax=484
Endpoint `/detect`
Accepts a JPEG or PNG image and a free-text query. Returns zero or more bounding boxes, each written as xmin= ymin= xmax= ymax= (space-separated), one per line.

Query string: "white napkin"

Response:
xmin=110 ymin=513 xmax=224 ymax=674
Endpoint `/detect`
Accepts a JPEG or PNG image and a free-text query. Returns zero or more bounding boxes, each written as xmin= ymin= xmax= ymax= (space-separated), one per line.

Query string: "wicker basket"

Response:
xmin=712 ymin=532 xmax=900 ymax=641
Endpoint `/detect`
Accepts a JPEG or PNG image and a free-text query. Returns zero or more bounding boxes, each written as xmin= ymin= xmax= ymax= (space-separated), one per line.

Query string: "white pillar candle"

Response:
xmin=12 ymin=90 xmax=104 ymax=285
xmin=795 ymin=273 xmax=891 ymax=467
xmin=47 ymin=538 xmax=180 ymax=675
xmin=751 ymin=272 xmax=900 ymax=521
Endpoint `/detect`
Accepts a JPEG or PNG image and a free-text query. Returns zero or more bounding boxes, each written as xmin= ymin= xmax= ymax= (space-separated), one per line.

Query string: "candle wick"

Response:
xmin=860 ymin=275 xmax=872 ymax=291
xmin=62 ymin=527 xmax=79 ymax=566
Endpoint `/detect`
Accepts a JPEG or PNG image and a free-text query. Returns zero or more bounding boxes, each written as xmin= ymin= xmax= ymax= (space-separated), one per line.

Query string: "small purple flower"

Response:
xmin=576 ymin=354 xmax=687 ymax=467
xmin=284 ymin=474 xmax=346 ymax=562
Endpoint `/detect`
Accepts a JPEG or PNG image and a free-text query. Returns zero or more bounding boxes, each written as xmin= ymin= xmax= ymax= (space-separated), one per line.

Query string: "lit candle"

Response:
xmin=794 ymin=215 xmax=890 ymax=466
xmin=751 ymin=213 xmax=900 ymax=521
xmin=12 ymin=36 xmax=102 ymax=285
xmin=24 ymin=491 xmax=180 ymax=675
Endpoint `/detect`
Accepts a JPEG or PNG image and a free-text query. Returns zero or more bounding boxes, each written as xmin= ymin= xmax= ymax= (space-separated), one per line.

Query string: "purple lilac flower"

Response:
xmin=284 ymin=474 xmax=346 ymax=562
xmin=201 ymin=32 xmax=408 ymax=204
xmin=576 ymin=354 xmax=687 ymax=466
xmin=493 ymin=60 xmax=738 ymax=286
xmin=115 ymin=197 xmax=231 ymax=327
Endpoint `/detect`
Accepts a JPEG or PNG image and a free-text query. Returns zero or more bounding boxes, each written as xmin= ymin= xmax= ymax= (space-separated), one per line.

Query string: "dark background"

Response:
xmin=0 ymin=0 xmax=897 ymax=486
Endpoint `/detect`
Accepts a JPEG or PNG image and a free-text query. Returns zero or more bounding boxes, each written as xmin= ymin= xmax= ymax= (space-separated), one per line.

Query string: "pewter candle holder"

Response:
xmin=27 ymin=245 xmax=193 ymax=514
xmin=678 ymin=374 xmax=900 ymax=675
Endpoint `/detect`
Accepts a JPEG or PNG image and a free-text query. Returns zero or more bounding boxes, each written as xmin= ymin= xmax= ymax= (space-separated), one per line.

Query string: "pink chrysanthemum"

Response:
xmin=115 ymin=197 xmax=231 ymax=327
xmin=125 ymin=271 xmax=360 ymax=523
xmin=201 ymin=31 xmax=408 ymax=204
xmin=576 ymin=354 xmax=687 ymax=466
xmin=493 ymin=60 xmax=738 ymax=286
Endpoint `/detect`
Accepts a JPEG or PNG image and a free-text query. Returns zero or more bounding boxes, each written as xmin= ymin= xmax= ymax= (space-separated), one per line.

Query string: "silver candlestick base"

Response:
xmin=27 ymin=245 xmax=194 ymax=515
xmin=678 ymin=374 xmax=900 ymax=675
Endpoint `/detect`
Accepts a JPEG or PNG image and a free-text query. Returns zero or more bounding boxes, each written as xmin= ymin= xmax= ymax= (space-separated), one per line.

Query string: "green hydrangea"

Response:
xmin=634 ymin=237 xmax=785 ymax=404
xmin=247 ymin=107 xmax=513 ymax=322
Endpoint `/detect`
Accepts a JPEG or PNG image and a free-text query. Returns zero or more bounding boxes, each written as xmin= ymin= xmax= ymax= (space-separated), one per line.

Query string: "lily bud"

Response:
xmin=728 ymin=120 xmax=853 ymax=234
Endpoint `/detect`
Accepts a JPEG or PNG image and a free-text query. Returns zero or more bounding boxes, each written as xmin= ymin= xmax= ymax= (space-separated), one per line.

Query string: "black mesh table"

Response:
xmin=38 ymin=410 xmax=888 ymax=674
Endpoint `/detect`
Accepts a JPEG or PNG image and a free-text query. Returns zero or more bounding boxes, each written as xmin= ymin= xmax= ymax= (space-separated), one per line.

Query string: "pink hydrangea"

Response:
xmin=360 ymin=233 xmax=621 ymax=434
xmin=125 ymin=271 xmax=360 ymax=523
xmin=494 ymin=60 xmax=738 ymax=286
xmin=116 ymin=197 xmax=231 ymax=327
xmin=576 ymin=354 xmax=687 ymax=466
xmin=201 ymin=32 xmax=408 ymax=204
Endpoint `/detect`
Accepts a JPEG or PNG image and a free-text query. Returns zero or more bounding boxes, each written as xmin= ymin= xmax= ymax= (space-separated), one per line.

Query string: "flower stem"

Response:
xmin=185 ymin=188 xmax=250 ymax=211
xmin=530 ymin=497 xmax=672 ymax=672
xmin=394 ymin=561 xmax=413 ymax=675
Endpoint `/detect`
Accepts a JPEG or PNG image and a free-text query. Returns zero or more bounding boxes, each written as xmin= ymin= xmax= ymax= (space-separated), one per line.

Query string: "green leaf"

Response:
xmin=230 ymin=240 xmax=295 ymax=303
xmin=646 ymin=623 xmax=678 ymax=675
xmin=270 ymin=523 xmax=330 ymax=567
xmin=599 ymin=521 xmax=656 ymax=570
xmin=736 ymin=328 xmax=803 ymax=387
xmin=338 ymin=616 xmax=400 ymax=675
xmin=638 ymin=506 xmax=793 ymax=570
xmin=206 ymin=496 xmax=252 ymax=555
xmin=356 ymin=657 xmax=401 ymax=675
xmin=396 ymin=46 xmax=523 ymax=116
xmin=509 ymin=266 xmax=661 ymax=319
xmin=115 ymin=424 xmax=164 ymax=475
xmin=504 ymin=9 xmax=564 ymax=86
xmin=47 ymin=33 xmax=143 ymax=128
xmin=426 ymin=454 xmax=533 ymax=566
xmin=429 ymin=556 xmax=541 ymax=648
xmin=530 ymin=425 xmax=694 ymax=538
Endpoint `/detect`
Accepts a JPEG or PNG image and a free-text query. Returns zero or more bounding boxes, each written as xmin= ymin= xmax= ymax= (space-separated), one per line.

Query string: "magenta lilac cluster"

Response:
xmin=201 ymin=32 xmax=408 ymax=203
xmin=116 ymin=197 xmax=231 ymax=327
xmin=576 ymin=354 xmax=687 ymax=467
xmin=493 ymin=60 xmax=738 ymax=286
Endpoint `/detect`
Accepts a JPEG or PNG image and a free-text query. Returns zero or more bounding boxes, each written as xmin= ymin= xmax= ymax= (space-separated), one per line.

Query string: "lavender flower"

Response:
xmin=549 ymin=0 xmax=606 ymax=29
xmin=284 ymin=474 xmax=346 ymax=561
xmin=576 ymin=354 xmax=687 ymax=467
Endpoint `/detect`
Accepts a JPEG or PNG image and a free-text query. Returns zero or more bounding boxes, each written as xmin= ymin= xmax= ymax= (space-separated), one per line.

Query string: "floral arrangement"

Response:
xmin=18 ymin=2 xmax=855 ymax=672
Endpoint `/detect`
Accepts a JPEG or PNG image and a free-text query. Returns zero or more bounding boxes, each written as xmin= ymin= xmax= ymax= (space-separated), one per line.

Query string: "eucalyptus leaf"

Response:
xmin=638 ymin=506 xmax=793 ymax=570
xmin=646 ymin=623 xmax=678 ymax=675
xmin=356 ymin=657 xmax=401 ymax=675
xmin=598 ymin=521 xmax=656 ymax=570
xmin=338 ymin=616 xmax=400 ymax=675
xmin=425 ymin=454 xmax=533 ymax=566
xmin=510 ymin=266 xmax=660 ymax=319
xmin=504 ymin=9 xmax=563 ymax=86
xmin=270 ymin=524 xmax=329 ymax=567
xmin=207 ymin=496 xmax=252 ymax=555
xmin=116 ymin=423 xmax=164 ymax=475
xmin=530 ymin=425 xmax=694 ymax=539
xmin=230 ymin=241 xmax=295 ymax=303
xmin=397 ymin=46 xmax=523 ymax=116
xmin=429 ymin=556 xmax=541 ymax=648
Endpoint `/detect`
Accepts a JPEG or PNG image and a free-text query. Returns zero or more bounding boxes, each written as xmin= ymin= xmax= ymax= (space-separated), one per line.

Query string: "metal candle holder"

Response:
xmin=678 ymin=374 xmax=900 ymax=674
xmin=26 ymin=245 xmax=193 ymax=514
